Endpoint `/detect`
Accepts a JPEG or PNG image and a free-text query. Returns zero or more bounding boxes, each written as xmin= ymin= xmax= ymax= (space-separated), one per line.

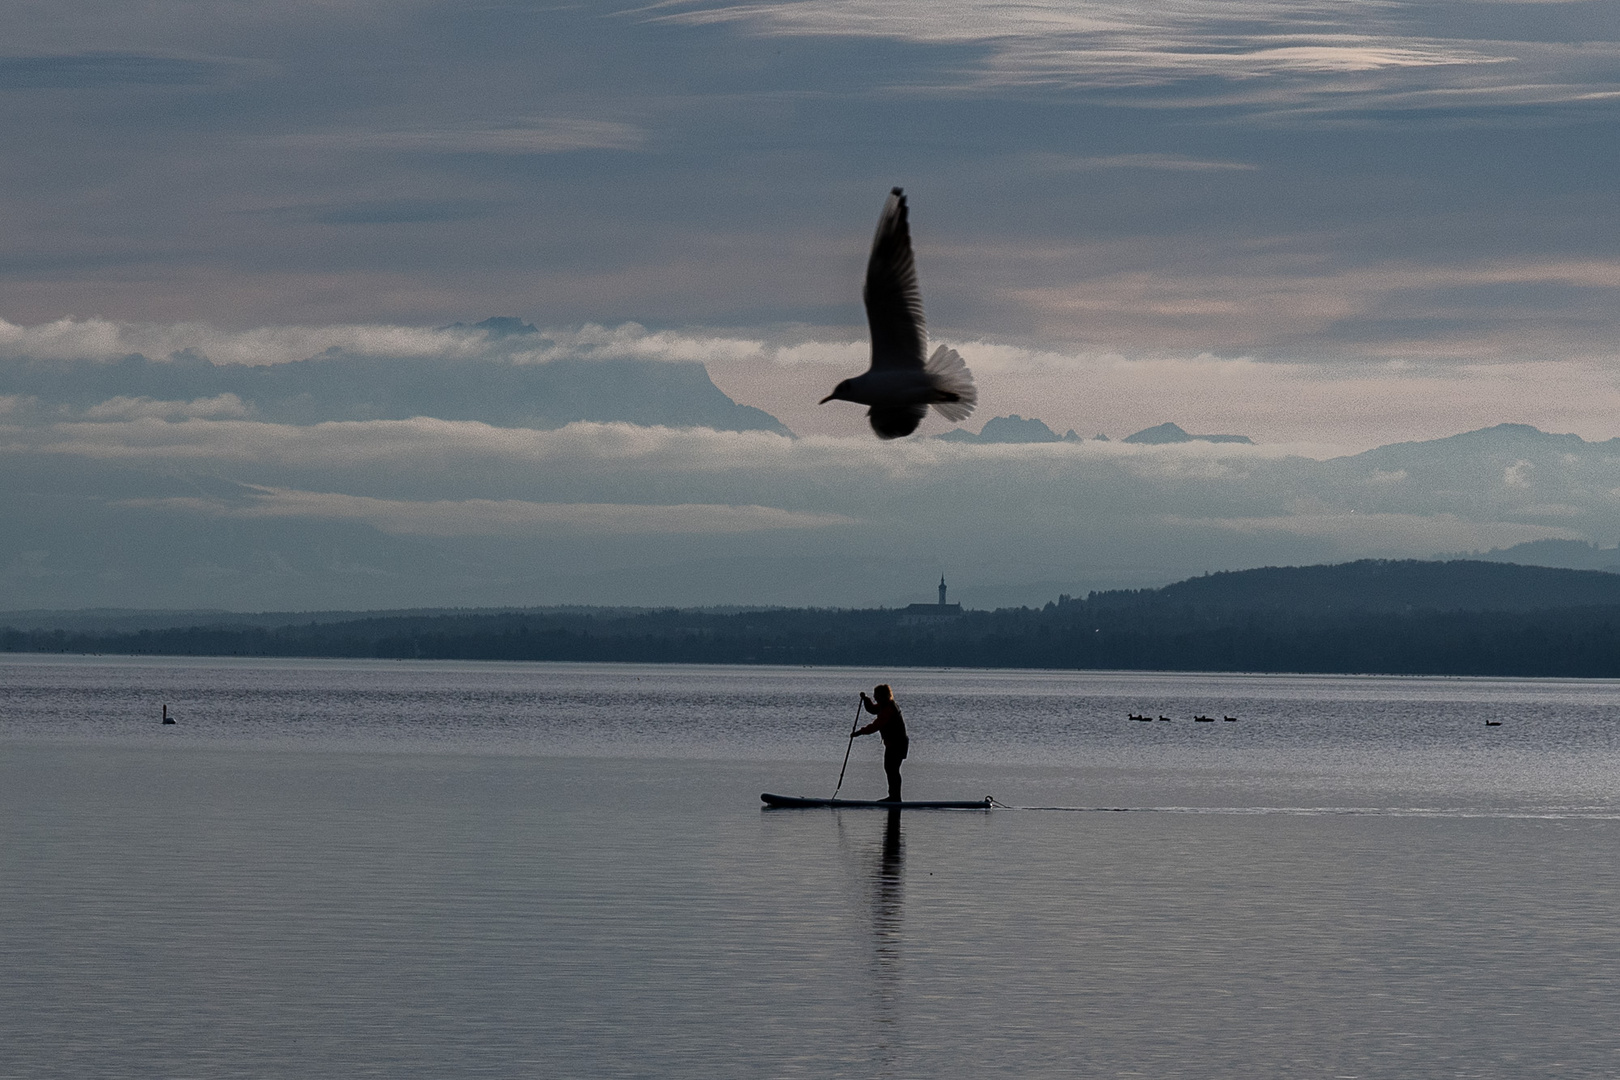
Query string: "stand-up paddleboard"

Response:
xmin=762 ymin=793 xmax=992 ymax=810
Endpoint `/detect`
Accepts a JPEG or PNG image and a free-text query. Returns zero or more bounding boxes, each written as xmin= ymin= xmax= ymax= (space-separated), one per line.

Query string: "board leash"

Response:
xmin=830 ymin=698 xmax=862 ymax=800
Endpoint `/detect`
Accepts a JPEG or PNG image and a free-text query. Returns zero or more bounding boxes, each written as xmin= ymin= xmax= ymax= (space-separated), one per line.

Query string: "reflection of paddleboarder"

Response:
xmin=854 ymin=685 xmax=909 ymax=802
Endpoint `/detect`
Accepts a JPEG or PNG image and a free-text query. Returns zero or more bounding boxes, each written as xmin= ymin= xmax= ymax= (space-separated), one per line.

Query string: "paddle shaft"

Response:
xmin=831 ymin=698 xmax=863 ymax=799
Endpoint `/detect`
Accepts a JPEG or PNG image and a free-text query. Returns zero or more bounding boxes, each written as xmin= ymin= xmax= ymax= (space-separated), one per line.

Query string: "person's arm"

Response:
xmin=854 ymin=692 xmax=880 ymax=735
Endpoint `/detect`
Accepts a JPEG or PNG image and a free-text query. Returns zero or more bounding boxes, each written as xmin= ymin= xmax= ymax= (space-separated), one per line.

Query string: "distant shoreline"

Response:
xmin=9 ymin=558 xmax=1620 ymax=678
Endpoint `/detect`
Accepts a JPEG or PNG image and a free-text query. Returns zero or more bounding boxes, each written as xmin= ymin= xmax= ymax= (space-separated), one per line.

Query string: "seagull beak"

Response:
xmin=819 ymin=394 xmax=835 ymax=404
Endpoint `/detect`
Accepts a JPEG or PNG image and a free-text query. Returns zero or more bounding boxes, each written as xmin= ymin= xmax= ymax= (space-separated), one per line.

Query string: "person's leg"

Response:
xmin=884 ymin=746 xmax=903 ymax=801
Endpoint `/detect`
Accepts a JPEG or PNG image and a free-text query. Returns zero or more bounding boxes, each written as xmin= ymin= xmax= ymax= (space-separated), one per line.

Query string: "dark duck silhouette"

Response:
xmin=820 ymin=188 xmax=976 ymax=439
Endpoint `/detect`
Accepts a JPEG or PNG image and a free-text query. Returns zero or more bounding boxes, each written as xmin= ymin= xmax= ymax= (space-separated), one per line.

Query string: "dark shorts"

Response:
xmin=885 ymin=739 xmax=909 ymax=764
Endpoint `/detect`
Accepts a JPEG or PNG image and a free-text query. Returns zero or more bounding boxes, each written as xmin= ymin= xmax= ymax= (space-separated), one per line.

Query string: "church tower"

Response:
xmin=901 ymin=575 xmax=963 ymax=623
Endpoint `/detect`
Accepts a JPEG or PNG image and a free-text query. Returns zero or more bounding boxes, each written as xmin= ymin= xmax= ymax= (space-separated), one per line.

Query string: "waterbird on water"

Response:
xmin=820 ymin=188 xmax=977 ymax=439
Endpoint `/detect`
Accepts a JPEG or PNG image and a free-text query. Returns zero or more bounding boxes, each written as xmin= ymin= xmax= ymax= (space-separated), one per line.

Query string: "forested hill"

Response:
xmin=9 ymin=559 xmax=1620 ymax=676
xmin=1086 ymin=559 xmax=1620 ymax=613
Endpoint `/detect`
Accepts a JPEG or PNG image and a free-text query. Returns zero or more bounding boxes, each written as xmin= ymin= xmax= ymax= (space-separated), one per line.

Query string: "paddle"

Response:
xmin=831 ymin=697 xmax=863 ymax=800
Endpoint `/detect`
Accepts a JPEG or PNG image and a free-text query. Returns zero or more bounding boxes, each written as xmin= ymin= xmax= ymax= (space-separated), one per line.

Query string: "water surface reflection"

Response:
xmin=868 ymin=809 xmax=905 ymax=1075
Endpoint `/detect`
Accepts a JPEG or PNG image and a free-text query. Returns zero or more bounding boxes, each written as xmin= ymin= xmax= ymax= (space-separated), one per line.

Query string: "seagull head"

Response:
xmin=819 ymin=379 xmax=854 ymax=405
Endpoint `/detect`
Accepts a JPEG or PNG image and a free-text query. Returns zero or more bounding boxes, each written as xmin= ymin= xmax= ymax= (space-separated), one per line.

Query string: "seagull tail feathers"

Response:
xmin=925 ymin=345 xmax=976 ymax=423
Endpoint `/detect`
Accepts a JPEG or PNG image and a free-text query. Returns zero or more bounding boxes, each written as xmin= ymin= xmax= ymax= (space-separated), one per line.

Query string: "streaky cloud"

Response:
xmin=0 ymin=52 xmax=236 ymax=90
xmin=1030 ymin=152 xmax=1260 ymax=172
xmin=275 ymin=119 xmax=645 ymax=154
xmin=656 ymin=0 xmax=1618 ymax=114
xmin=0 ymin=316 xmax=483 ymax=365
xmin=0 ymin=316 xmax=813 ymax=368
xmin=117 ymin=488 xmax=858 ymax=536
xmin=83 ymin=394 xmax=251 ymax=421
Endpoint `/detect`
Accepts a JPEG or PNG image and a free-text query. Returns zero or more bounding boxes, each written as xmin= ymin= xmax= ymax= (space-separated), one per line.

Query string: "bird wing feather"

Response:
xmin=868 ymin=403 xmax=927 ymax=440
xmin=863 ymin=188 xmax=926 ymax=371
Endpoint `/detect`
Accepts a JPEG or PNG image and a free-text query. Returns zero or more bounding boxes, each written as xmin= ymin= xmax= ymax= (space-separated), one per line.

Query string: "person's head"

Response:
xmin=873 ymin=684 xmax=892 ymax=702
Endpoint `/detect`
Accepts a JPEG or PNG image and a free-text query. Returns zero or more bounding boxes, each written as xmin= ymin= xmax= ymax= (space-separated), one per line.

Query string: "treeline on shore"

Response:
xmin=8 ymin=560 xmax=1620 ymax=676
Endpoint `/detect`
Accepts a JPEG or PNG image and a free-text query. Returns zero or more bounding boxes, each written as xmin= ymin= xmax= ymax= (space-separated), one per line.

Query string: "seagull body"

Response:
xmin=820 ymin=188 xmax=976 ymax=439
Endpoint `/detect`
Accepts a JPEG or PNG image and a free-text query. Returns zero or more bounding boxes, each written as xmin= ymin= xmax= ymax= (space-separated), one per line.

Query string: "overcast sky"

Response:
xmin=6 ymin=0 xmax=1620 ymax=438
xmin=5 ymin=0 xmax=1620 ymax=609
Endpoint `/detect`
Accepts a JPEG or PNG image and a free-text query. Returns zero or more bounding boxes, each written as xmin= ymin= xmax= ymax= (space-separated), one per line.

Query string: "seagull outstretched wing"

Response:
xmin=863 ymin=188 xmax=926 ymax=371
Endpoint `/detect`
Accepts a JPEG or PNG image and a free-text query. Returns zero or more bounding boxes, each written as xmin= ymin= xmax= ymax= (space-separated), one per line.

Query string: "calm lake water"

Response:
xmin=4 ymin=655 xmax=1620 ymax=1078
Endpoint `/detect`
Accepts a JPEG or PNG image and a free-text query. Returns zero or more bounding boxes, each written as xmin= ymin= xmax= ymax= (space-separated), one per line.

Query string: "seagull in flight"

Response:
xmin=820 ymin=188 xmax=976 ymax=439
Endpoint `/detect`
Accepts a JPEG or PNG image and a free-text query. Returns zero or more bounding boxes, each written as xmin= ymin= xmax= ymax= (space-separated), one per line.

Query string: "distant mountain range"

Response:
xmin=1119 ymin=422 xmax=1252 ymax=445
xmin=0 ymin=316 xmax=790 ymax=434
xmin=10 ymin=329 xmax=1620 ymax=614
xmin=937 ymin=414 xmax=1083 ymax=443
xmin=1435 ymin=539 xmax=1620 ymax=573
xmin=940 ymin=417 xmax=1251 ymax=445
xmin=1336 ymin=422 xmax=1620 ymax=483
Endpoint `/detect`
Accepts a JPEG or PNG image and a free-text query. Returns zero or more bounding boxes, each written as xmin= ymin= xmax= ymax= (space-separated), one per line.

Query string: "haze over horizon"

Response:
xmin=5 ymin=0 xmax=1620 ymax=611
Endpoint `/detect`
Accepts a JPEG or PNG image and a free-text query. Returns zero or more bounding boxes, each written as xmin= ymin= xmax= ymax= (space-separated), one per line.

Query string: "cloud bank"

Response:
xmin=9 ymin=314 xmax=1620 ymax=449
xmin=119 ymin=488 xmax=855 ymax=537
xmin=1 ymin=0 xmax=1615 ymax=363
xmin=658 ymin=0 xmax=1616 ymax=111
xmin=5 ymin=357 xmax=1618 ymax=610
xmin=3 ymin=0 xmax=1619 ymax=610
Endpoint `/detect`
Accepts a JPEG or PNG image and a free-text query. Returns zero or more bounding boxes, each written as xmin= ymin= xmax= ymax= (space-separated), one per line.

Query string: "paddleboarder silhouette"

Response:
xmin=853 ymin=684 xmax=909 ymax=801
